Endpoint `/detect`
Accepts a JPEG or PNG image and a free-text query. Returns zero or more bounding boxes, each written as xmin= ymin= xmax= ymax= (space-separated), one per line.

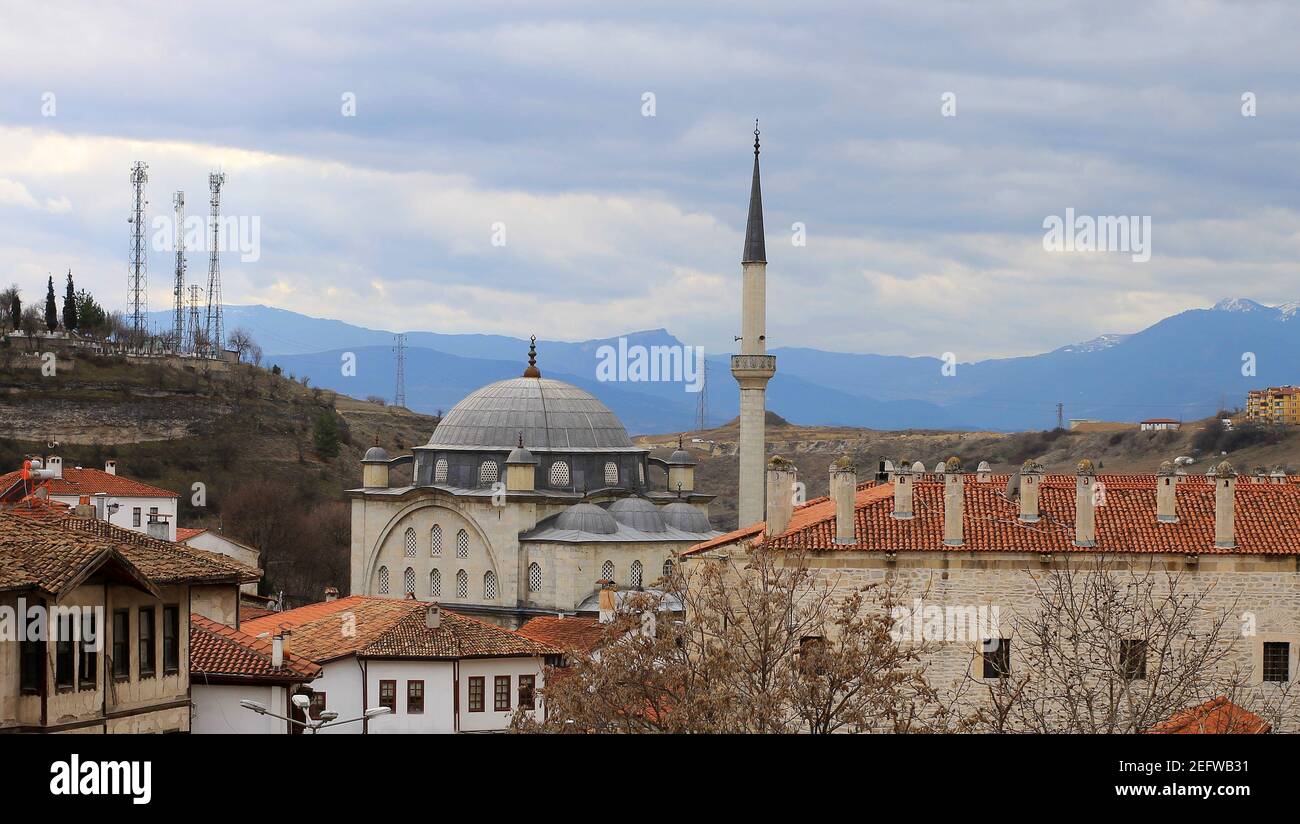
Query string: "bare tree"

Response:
xmin=227 ymin=327 xmax=256 ymax=362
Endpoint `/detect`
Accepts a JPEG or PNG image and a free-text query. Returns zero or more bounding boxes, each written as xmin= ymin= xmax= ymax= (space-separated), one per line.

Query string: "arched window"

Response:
xmin=434 ymin=458 xmax=448 ymax=484
xmin=483 ymin=570 xmax=498 ymax=600
xmin=479 ymin=460 xmax=498 ymax=485
xmin=638 ymin=463 xmax=645 ymax=485
xmin=377 ymin=565 xmax=390 ymax=595
xmin=404 ymin=567 xmax=416 ymax=595
xmin=528 ymin=562 xmax=542 ymax=593
xmin=430 ymin=569 xmax=442 ymax=598
xmin=456 ymin=529 xmax=469 ymax=558
xmin=601 ymin=559 xmax=615 ymax=582
xmin=549 ymin=461 xmax=570 ymax=487
xmin=630 ymin=560 xmax=643 ymax=588
xmin=430 ymin=524 xmax=443 ymax=557
xmin=604 ymin=462 xmax=618 ymax=486
xmin=404 ymin=527 xmax=417 ymax=557
xmin=662 ymin=558 xmax=674 ymax=579
xmin=456 ymin=569 xmax=468 ymax=598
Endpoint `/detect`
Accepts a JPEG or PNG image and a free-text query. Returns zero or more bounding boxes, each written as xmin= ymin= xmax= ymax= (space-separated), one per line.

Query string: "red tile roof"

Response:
xmin=360 ymin=608 xmax=557 ymax=659
xmin=688 ymin=474 xmax=1300 ymax=556
xmin=0 ymin=467 xmax=178 ymax=500
xmin=190 ymin=614 xmax=321 ymax=683
xmin=1148 ymin=696 xmax=1271 ymax=734
xmin=240 ymin=605 xmax=276 ymax=622
xmin=517 ymin=615 xmax=609 ymax=655
xmin=176 ymin=527 xmax=207 ymax=541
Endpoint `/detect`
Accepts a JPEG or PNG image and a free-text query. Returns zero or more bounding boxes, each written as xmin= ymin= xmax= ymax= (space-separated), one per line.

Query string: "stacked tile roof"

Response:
xmin=190 ymin=614 xmax=320 ymax=683
xmin=0 ymin=510 xmax=259 ymax=597
xmin=516 ymin=615 xmax=608 ymax=655
xmin=687 ymin=474 xmax=1300 ymax=557
xmin=241 ymin=595 xmax=556 ymax=663
xmin=176 ymin=527 xmax=207 ymax=541
xmin=0 ymin=467 xmax=179 ymax=500
xmin=1148 ymin=696 xmax=1271 ymax=734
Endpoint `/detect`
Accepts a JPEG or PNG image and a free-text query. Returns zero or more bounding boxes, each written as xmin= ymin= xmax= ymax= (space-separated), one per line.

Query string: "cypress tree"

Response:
xmin=44 ymin=275 xmax=57 ymax=332
xmin=62 ymin=270 xmax=78 ymax=331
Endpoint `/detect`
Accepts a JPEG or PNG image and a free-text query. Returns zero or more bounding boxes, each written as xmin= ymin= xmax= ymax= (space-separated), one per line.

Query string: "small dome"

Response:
xmin=1158 ymin=460 xmax=1174 ymax=475
xmin=363 ymin=445 xmax=390 ymax=463
xmin=660 ymin=502 xmax=713 ymax=533
xmin=882 ymin=459 xmax=895 ymax=472
xmin=1077 ymin=458 xmax=1095 ymax=475
xmin=910 ymin=461 xmax=926 ymax=474
xmin=976 ymin=460 xmax=992 ymax=472
xmin=1215 ymin=460 xmax=1235 ymax=477
xmin=554 ymin=502 xmax=618 ymax=534
xmin=506 ymin=445 xmax=538 ymax=465
xmin=607 ymin=497 xmax=667 ymax=532
xmin=768 ymin=455 xmax=794 ymax=471
xmin=945 ymin=456 xmax=961 ymax=473
xmin=831 ymin=455 xmax=855 ymax=471
xmin=667 ymin=448 xmax=698 ymax=467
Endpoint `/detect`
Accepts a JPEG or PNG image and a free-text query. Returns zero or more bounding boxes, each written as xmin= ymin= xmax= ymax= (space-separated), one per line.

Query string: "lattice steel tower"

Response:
xmin=185 ymin=285 xmax=203 ymax=354
xmin=128 ymin=162 xmax=149 ymax=335
xmin=204 ymin=171 xmax=225 ymax=358
xmin=172 ymin=191 xmax=187 ymax=350
xmin=393 ymin=333 xmax=407 ymax=407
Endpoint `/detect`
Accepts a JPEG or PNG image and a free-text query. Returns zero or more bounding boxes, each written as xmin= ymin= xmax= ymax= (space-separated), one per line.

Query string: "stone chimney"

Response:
xmin=943 ymin=457 xmax=964 ymax=546
xmin=323 ymin=587 xmax=340 ymax=602
xmin=976 ymin=461 xmax=992 ymax=484
xmin=47 ymin=456 xmax=63 ymax=479
xmin=891 ymin=459 xmax=914 ymax=520
xmin=1019 ymin=461 xmax=1043 ymax=523
xmin=104 ymin=460 xmax=117 ymax=476
xmin=1156 ymin=461 xmax=1178 ymax=523
xmin=1270 ymin=466 xmax=1287 ymax=485
xmin=93 ymin=492 xmax=108 ymax=520
xmin=764 ymin=456 xmax=796 ymax=537
xmin=1213 ymin=460 xmax=1237 ymax=549
xmin=146 ymin=515 xmax=169 ymax=541
xmin=1074 ymin=459 xmax=1096 ymax=547
xmin=425 ymin=604 xmax=442 ymax=629
xmin=272 ymin=635 xmax=284 ymax=668
xmin=598 ymin=581 xmax=617 ymax=624
xmin=829 ymin=455 xmax=856 ymax=545
xmin=73 ymin=494 xmax=95 ymax=519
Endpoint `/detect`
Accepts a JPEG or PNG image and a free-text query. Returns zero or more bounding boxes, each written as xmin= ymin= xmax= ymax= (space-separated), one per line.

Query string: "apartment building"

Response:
xmin=1246 ymin=385 xmax=1300 ymax=424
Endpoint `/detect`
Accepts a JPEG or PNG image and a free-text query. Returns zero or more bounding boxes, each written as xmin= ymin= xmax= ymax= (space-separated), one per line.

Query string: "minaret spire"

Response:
xmin=523 ymin=335 xmax=541 ymax=378
xmin=732 ymin=121 xmax=777 ymax=526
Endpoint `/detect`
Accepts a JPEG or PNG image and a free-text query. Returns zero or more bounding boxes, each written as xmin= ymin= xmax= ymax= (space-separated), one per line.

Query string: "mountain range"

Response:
xmin=148 ymin=298 xmax=1300 ymax=433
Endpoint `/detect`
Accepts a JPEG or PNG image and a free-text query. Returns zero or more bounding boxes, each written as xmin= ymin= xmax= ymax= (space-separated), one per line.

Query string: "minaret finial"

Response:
xmin=518 ymin=432 xmax=524 ymax=448
xmin=523 ymin=335 xmax=541 ymax=378
xmin=754 ymin=119 xmax=760 ymax=155
xmin=742 ymin=121 xmax=766 ymax=264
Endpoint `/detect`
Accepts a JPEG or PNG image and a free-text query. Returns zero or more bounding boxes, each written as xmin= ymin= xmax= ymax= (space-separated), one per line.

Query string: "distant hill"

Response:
xmin=151 ymin=297 xmax=1300 ymax=432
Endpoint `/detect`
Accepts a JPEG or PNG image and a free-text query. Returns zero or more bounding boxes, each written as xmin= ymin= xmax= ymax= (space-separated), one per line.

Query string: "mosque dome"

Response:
xmin=363 ymin=445 xmax=390 ymax=462
xmin=554 ymin=502 xmax=618 ymax=534
xmin=607 ymin=497 xmax=667 ymax=532
xmin=660 ymin=501 xmax=713 ymax=533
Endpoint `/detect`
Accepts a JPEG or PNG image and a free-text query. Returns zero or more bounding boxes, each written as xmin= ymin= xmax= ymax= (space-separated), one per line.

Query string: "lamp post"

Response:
xmin=240 ymin=695 xmax=390 ymax=734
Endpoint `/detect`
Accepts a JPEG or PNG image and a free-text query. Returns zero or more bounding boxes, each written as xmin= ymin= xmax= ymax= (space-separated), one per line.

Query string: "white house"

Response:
xmin=178 ymin=528 xmax=261 ymax=595
xmin=240 ymin=595 xmax=557 ymax=733
xmin=0 ymin=458 xmax=179 ymax=540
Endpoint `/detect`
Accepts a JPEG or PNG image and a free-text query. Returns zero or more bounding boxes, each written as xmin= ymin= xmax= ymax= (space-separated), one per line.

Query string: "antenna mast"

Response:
xmin=393 ymin=333 xmax=407 ymax=408
xmin=128 ymin=161 xmax=149 ymax=337
xmin=172 ymin=191 xmax=186 ymax=351
xmin=696 ymin=358 xmax=709 ymax=431
xmin=185 ymin=285 xmax=203 ymax=354
xmin=204 ymin=171 xmax=225 ymax=358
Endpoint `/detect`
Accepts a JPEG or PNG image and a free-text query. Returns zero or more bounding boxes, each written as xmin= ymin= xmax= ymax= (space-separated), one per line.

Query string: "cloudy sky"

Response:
xmin=3 ymin=1 xmax=1299 ymax=359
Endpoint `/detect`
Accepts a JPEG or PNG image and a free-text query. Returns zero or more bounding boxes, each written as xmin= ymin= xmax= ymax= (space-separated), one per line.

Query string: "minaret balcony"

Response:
xmin=731 ymin=353 xmax=776 ymax=384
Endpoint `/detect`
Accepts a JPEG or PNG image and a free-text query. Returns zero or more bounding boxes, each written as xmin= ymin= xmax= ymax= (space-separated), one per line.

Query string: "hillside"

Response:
xmin=0 ymin=348 xmax=439 ymax=605
xmin=639 ymin=415 xmax=1300 ymax=530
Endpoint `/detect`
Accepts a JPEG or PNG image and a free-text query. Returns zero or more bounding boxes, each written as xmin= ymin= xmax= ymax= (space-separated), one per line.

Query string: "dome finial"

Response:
xmin=523 ymin=335 xmax=541 ymax=378
xmin=753 ymin=119 xmax=760 ymax=156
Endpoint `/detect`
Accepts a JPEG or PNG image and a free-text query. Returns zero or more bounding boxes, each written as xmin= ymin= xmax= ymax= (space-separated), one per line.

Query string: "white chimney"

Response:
xmin=830 ymin=456 xmax=857 ymax=545
xmin=1213 ymin=461 xmax=1237 ymax=549
xmin=891 ymin=460 xmax=913 ymax=520
xmin=93 ymin=492 xmax=108 ymax=520
xmin=943 ymin=458 xmax=964 ymax=546
xmin=1074 ymin=460 xmax=1096 ymax=547
xmin=976 ymin=461 xmax=992 ymax=484
xmin=1156 ymin=462 xmax=1178 ymax=523
xmin=47 ymin=456 xmax=63 ymax=479
xmin=425 ymin=604 xmax=441 ymax=629
xmin=1018 ymin=461 xmax=1043 ymax=523
xmin=323 ymin=587 xmax=339 ymax=602
xmin=104 ymin=460 xmax=117 ymax=476
xmin=271 ymin=635 xmax=284 ymax=668
xmin=598 ymin=584 xmax=616 ymax=624
xmin=764 ymin=456 xmax=796 ymax=538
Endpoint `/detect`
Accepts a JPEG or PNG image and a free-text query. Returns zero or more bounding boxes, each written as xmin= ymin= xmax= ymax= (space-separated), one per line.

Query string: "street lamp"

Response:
xmin=239 ymin=695 xmax=391 ymax=733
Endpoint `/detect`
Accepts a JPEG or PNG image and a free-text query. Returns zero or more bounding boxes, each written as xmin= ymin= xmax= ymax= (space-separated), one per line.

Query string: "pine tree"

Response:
xmin=62 ymin=270 xmax=78 ymax=331
xmin=312 ymin=411 xmax=342 ymax=460
xmin=44 ymin=275 xmax=58 ymax=332
xmin=8 ymin=291 xmax=19 ymax=331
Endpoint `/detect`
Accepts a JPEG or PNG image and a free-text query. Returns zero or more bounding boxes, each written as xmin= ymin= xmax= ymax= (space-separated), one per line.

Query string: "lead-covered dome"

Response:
xmin=660 ymin=502 xmax=713 ymax=533
xmin=554 ymin=502 xmax=618 ymax=534
xmin=427 ymin=377 xmax=637 ymax=452
xmin=607 ymin=497 xmax=667 ymax=532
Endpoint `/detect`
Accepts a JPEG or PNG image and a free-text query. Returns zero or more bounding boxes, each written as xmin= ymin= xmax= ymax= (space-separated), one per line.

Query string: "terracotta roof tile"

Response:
xmin=190 ymin=614 xmax=320 ymax=682
xmin=517 ymin=616 xmax=610 ymax=656
xmin=176 ymin=527 xmax=207 ymax=541
xmin=0 ymin=468 xmax=179 ymax=500
xmin=1148 ymin=696 xmax=1271 ymax=734
xmin=361 ymin=608 xmax=557 ymax=659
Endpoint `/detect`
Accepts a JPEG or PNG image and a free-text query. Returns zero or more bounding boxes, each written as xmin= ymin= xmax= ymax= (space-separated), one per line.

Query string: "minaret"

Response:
xmin=731 ymin=122 xmax=777 ymax=526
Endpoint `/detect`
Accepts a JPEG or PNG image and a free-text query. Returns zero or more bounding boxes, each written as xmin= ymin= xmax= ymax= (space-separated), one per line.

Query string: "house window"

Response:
xmin=132 ymin=507 xmax=141 ymax=527
xmin=639 ymin=463 xmax=645 ymax=485
xmin=1119 ymin=639 xmax=1147 ymax=681
xmin=309 ymin=692 xmax=327 ymax=719
xmin=604 ymin=462 xmax=618 ymax=486
xmin=519 ymin=674 xmax=536 ymax=710
xmin=407 ymin=680 xmax=424 ymax=714
xmin=138 ymin=607 xmax=156 ymax=678
xmin=112 ymin=609 xmax=129 ymax=680
xmin=379 ymin=679 xmax=397 ymax=712
xmin=430 ymin=569 xmax=442 ymax=598
xmin=430 ymin=525 xmax=443 ymax=556
xmin=55 ymin=612 xmax=75 ymax=690
xmin=456 ymin=529 xmax=469 ymax=558
xmin=1263 ymin=641 xmax=1291 ymax=683
xmin=630 ymin=560 xmax=643 ymax=588
xmin=494 ymin=675 xmax=511 ymax=711
xmin=456 ymin=569 xmax=468 ymax=598
xmin=434 ymin=458 xmax=448 ymax=484
xmin=483 ymin=570 xmax=497 ymax=600
xmin=468 ymin=676 xmax=485 ymax=712
xmin=982 ymin=638 xmax=1010 ymax=679
xmin=549 ymin=461 xmax=570 ymax=487
xmin=601 ymin=559 xmax=615 ymax=582
xmin=163 ymin=605 xmax=180 ymax=675
xmin=404 ymin=527 xmax=417 ymax=557
xmin=79 ymin=612 xmax=98 ymax=690
xmin=479 ymin=460 xmax=499 ymax=485
xmin=20 ymin=635 xmax=42 ymax=694
xmin=378 ymin=565 xmax=390 ymax=594
xmin=528 ymin=562 xmax=542 ymax=593
xmin=662 ymin=558 xmax=674 ymax=579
